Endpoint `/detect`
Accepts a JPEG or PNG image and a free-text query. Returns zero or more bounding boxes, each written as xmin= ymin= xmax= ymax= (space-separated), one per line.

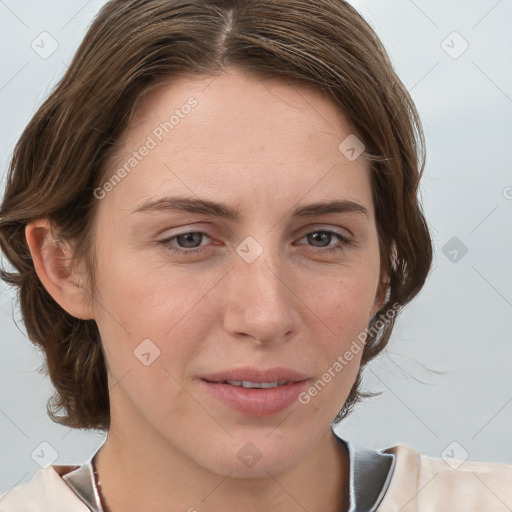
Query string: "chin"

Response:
xmin=198 ymin=434 xmax=308 ymax=479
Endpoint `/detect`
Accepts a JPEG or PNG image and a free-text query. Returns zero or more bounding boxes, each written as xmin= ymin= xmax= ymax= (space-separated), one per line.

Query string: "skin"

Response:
xmin=26 ymin=66 xmax=386 ymax=512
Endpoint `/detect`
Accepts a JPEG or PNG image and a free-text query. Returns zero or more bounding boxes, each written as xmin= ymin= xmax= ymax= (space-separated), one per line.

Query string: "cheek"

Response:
xmin=91 ymin=245 xmax=218 ymax=383
xmin=298 ymin=276 xmax=371 ymax=416
xmin=307 ymin=264 xmax=379 ymax=334
xmin=92 ymin=257 xmax=210 ymax=425
xmin=299 ymin=261 xmax=379 ymax=392
xmin=95 ymin=229 xmax=210 ymax=326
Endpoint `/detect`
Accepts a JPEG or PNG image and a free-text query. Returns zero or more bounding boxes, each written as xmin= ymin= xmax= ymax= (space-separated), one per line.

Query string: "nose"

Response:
xmin=222 ymin=242 xmax=295 ymax=346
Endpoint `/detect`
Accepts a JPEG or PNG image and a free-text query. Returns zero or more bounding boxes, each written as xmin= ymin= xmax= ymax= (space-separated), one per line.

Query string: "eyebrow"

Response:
xmin=130 ymin=196 xmax=369 ymax=220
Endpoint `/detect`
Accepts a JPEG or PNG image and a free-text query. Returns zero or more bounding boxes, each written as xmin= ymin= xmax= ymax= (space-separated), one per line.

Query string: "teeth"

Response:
xmin=225 ymin=380 xmax=288 ymax=388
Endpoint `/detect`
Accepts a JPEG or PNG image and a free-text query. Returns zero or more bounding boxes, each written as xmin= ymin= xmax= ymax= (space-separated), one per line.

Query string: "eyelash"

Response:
xmin=158 ymin=229 xmax=353 ymax=256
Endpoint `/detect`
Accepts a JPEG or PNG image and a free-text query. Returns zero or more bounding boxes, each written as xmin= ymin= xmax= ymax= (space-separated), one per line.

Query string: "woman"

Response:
xmin=0 ymin=0 xmax=510 ymax=510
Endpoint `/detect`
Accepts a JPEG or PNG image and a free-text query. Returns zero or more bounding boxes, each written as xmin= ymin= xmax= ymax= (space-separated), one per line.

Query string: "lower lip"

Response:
xmin=200 ymin=379 xmax=310 ymax=417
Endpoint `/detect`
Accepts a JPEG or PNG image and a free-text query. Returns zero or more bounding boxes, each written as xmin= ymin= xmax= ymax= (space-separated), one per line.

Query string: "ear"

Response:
xmin=25 ymin=218 xmax=95 ymax=320
xmin=370 ymin=267 xmax=389 ymax=319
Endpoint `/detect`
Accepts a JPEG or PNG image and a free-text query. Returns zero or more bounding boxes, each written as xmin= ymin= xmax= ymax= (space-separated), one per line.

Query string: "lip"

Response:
xmin=200 ymin=366 xmax=310 ymax=384
xmin=199 ymin=366 xmax=311 ymax=417
xmin=200 ymin=379 xmax=310 ymax=416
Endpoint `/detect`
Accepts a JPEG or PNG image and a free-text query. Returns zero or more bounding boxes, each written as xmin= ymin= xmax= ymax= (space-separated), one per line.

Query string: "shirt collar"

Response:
xmin=331 ymin=425 xmax=396 ymax=511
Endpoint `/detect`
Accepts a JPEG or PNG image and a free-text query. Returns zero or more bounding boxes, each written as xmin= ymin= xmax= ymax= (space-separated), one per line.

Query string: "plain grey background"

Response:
xmin=0 ymin=0 xmax=511 ymax=494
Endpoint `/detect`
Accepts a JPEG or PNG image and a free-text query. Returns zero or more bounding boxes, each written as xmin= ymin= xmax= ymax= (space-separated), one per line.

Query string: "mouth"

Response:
xmin=199 ymin=367 xmax=311 ymax=416
xmin=200 ymin=366 xmax=310 ymax=385
xmin=203 ymin=379 xmax=291 ymax=389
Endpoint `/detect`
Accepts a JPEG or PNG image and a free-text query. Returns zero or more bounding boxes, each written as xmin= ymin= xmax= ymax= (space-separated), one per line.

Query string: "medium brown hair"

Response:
xmin=0 ymin=0 xmax=432 ymax=430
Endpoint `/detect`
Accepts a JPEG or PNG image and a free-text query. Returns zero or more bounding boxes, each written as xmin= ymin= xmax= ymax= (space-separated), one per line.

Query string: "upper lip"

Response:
xmin=201 ymin=366 xmax=310 ymax=383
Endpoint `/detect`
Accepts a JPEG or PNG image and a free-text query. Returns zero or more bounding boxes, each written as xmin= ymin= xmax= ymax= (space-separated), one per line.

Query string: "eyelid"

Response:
xmin=160 ymin=223 xmax=353 ymax=242
xmin=163 ymin=226 xmax=213 ymax=237
xmin=294 ymin=228 xmax=354 ymax=249
xmin=296 ymin=223 xmax=353 ymax=239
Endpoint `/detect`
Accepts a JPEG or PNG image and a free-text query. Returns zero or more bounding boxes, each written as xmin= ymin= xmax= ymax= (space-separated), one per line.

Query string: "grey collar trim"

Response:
xmin=332 ymin=430 xmax=396 ymax=512
xmin=62 ymin=460 xmax=104 ymax=512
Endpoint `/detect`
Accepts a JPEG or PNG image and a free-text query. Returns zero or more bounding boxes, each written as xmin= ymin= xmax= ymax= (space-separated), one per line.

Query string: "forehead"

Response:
xmin=100 ymin=67 xmax=374 ymax=220
xmin=128 ymin=67 xmax=354 ymax=147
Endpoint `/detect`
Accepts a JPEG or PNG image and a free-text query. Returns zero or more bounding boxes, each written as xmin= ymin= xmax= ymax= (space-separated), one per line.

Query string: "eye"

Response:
xmin=295 ymin=230 xmax=353 ymax=254
xmin=158 ymin=228 xmax=353 ymax=256
xmin=159 ymin=231 xmax=211 ymax=256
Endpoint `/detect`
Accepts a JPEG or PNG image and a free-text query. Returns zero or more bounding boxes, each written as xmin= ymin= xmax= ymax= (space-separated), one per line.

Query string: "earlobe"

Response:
xmin=25 ymin=218 xmax=95 ymax=320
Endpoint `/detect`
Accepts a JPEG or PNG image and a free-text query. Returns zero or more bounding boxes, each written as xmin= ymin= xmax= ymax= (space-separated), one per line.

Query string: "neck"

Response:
xmin=94 ymin=423 xmax=349 ymax=512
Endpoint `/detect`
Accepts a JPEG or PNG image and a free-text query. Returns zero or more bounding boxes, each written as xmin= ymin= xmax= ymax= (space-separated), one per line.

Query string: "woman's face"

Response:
xmin=90 ymin=67 xmax=384 ymax=477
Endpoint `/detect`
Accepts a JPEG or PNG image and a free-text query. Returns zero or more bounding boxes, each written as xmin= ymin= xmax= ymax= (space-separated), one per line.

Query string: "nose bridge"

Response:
xmin=223 ymin=233 xmax=294 ymax=343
